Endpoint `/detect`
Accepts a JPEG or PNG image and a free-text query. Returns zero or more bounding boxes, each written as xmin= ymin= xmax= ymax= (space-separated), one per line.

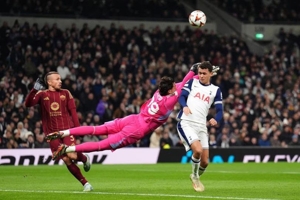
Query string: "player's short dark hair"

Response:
xmin=199 ymin=61 xmax=213 ymax=72
xmin=44 ymin=71 xmax=59 ymax=86
xmin=158 ymin=76 xmax=174 ymax=96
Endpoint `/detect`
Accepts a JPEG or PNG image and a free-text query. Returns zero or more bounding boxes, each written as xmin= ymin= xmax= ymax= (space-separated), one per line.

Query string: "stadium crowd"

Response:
xmin=212 ymin=0 xmax=300 ymax=24
xmin=0 ymin=0 xmax=187 ymax=20
xmin=0 ymin=0 xmax=300 ymax=149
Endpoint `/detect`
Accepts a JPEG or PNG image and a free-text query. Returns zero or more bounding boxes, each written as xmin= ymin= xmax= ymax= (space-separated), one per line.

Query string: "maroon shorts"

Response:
xmin=49 ymin=135 xmax=76 ymax=153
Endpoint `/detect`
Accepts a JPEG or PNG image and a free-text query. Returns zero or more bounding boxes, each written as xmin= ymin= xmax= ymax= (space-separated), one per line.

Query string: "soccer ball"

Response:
xmin=189 ymin=10 xmax=206 ymax=27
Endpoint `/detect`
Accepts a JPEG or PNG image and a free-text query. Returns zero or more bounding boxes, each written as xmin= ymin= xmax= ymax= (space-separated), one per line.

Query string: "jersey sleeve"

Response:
xmin=24 ymin=89 xmax=42 ymax=107
xmin=214 ymin=88 xmax=223 ymax=123
xmin=66 ymin=90 xmax=80 ymax=127
xmin=178 ymin=79 xmax=193 ymax=107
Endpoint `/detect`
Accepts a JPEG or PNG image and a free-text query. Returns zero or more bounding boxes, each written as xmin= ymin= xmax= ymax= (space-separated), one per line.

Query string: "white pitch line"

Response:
xmin=0 ymin=189 xmax=280 ymax=200
xmin=119 ymin=169 xmax=300 ymax=174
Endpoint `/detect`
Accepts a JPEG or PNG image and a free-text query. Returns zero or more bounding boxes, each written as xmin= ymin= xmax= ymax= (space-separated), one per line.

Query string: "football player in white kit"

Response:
xmin=177 ymin=61 xmax=223 ymax=192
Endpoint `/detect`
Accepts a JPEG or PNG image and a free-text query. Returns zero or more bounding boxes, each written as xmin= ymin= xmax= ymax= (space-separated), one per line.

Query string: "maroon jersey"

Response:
xmin=25 ymin=89 xmax=80 ymax=135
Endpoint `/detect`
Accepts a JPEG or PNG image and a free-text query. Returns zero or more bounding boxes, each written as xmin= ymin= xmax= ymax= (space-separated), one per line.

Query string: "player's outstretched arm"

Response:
xmin=175 ymin=63 xmax=201 ymax=93
xmin=24 ymin=78 xmax=45 ymax=107
xmin=33 ymin=78 xmax=46 ymax=90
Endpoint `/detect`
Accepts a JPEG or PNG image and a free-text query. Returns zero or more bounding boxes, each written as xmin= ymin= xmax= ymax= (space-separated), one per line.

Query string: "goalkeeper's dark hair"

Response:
xmin=158 ymin=76 xmax=174 ymax=96
xmin=199 ymin=61 xmax=213 ymax=72
xmin=44 ymin=71 xmax=59 ymax=86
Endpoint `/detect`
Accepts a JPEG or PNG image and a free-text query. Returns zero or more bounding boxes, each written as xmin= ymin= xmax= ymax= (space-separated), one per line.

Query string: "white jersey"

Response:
xmin=177 ymin=78 xmax=222 ymax=125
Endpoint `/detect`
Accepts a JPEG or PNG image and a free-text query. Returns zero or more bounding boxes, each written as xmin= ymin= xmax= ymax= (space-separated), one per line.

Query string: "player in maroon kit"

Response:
xmin=24 ymin=71 xmax=93 ymax=192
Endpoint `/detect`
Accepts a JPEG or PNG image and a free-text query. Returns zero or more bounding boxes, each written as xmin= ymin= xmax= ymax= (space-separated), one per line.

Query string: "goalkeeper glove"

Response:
xmin=33 ymin=78 xmax=45 ymax=90
xmin=212 ymin=65 xmax=220 ymax=76
xmin=190 ymin=62 xmax=201 ymax=73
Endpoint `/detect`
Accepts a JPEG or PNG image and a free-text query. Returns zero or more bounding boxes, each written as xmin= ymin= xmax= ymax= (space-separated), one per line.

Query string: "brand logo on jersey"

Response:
xmin=60 ymin=95 xmax=66 ymax=101
xmin=43 ymin=97 xmax=49 ymax=101
xmin=209 ymin=91 xmax=212 ymax=95
xmin=50 ymin=102 xmax=60 ymax=111
xmin=194 ymin=92 xmax=210 ymax=104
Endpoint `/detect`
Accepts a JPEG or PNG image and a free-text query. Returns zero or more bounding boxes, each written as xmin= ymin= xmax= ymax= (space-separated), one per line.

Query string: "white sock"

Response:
xmin=65 ymin=146 xmax=75 ymax=153
xmin=61 ymin=130 xmax=70 ymax=137
xmin=191 ymin=156 xmax=200 ymax=177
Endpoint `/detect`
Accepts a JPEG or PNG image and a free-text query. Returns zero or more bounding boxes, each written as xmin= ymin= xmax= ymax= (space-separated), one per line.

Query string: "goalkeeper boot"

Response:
xmin=83 ymin=182 xmax=93 ymax=192
xmin=52 ymin=144 xmax=68 ymax=160
xmin=83 ymin=153 xmax=91 ymax=172
xmin=190 ymin=174 xmax=205 ymax=192
xmin=46 ymin=131 xmax=63 ymax=141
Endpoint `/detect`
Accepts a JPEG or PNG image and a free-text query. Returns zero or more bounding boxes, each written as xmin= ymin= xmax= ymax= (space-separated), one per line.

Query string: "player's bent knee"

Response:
xmin=193 ymin=147 xmax=203 ymax=157
xmin=61 ymin=155 xmax=73 ymax=165
xmin=66 ymin=152 xmax=78 ymax=160
xmin=191 ymin=141 xmax=202 ymax=157
xmin=192 ymin=149 xmax=202 ymax=158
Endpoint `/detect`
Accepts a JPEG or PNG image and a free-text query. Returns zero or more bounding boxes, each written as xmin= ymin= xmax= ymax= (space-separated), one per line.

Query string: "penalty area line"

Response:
xmin=0 ymin=189 xmax=280 ymax=200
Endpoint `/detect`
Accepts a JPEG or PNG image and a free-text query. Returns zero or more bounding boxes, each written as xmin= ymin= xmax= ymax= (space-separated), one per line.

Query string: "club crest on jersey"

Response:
xmin=50 ymin=102 xmax=60 ymax=111
xmin=194 ymin=92 xmax=210 ymax=104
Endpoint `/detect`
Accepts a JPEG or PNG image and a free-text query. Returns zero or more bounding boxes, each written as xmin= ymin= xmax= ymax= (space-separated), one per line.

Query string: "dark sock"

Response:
xmin=77 ymin=152 xmax=87 ymax=163
xmin=199 ymin=166 xmax=206 ymax=176
xmin=67 ymin=162 xmax=88 ymax=186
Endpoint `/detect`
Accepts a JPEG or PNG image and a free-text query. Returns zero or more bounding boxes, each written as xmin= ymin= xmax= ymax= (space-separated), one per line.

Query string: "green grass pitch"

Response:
xmin=0 ymin=163 xmax=299 ymax=200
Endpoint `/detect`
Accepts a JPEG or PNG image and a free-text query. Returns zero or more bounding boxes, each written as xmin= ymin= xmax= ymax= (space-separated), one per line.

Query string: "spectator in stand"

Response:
xmin=25 ymin=133 xmax=35 ymax=148
xmin=7 ymin=137 xmax=18 ymax=149
xmin=16 ymin=122 xmax=28 ymax=141
xmin=34 ymin=134 xmax=49 ymax=148
xmin=258 ymin=133 xmax=271 ymax=147
xmin=149 ymin=126 xmax=163 ymax=148
xmin=289 ymin=135 xmax=300 ymax=146
xmin=2 ymin=129 xmax=13 ymax=148
xmin=160 ymin=130 xmax=173 ymax=149
xmin=250 ymin=137 xmax=259 ymax=146
xmin=13 ymin=129 xmax=23 ymax=147
xmin=209 ymin=134 xmax=217 ymax=148
xmin=270 ymin=132 xmax=281 ymax=147
xmin=57 ymin=60 xmax=71 ymax=80
xmin=83 ymin=134 xmax=99 ymax=143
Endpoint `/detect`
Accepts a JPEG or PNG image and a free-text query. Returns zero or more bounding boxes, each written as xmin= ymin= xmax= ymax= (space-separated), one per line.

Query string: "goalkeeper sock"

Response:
xmin=61 ymin=130 xmax=70 ymax=137
xmin=65 ymin=146 xmax=76 ymax=153
xmin=191 ymin=156 xmax=200 ymax=177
